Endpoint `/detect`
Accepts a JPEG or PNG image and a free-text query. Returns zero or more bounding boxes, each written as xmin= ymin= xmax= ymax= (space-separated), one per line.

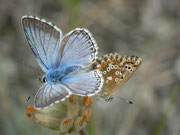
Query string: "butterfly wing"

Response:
xmin=62 ymin=70 xmax=104 ymax=96
xmin=92 ymin=53 xmax=142 ymax=97
xmin=22 ymin=16 xmax=63 ymax=72
xmin=34 ymin=82 xmax=70 ymax=109
xmin=35 ymin=70 xmax=103 ymax=109
xmin=59 ymin=28 xmax=98 ymax=70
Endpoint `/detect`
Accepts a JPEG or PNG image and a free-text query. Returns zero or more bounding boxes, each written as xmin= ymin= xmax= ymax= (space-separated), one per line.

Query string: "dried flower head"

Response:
xmin=26 ymin=95 xmax=92 ymax=134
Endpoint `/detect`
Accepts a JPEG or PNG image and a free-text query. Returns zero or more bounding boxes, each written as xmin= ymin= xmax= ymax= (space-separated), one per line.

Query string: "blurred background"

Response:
xmin=0 ymin=0 xmax=180 ymax=135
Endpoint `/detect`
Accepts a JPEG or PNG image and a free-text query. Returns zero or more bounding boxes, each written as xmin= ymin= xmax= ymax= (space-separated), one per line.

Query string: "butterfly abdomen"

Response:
xmin=93 ymin=53 xmax=142 ymax=97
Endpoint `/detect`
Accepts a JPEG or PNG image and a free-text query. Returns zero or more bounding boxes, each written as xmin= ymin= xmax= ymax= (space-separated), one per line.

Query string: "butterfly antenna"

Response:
xmin=105 ymin=95 xmax=134 ymax=104
xmin=23 ymin=61 xmax=34 ymax=71
xmin=114 ymin=96 xmax=134 ymax=104
xmin=23 ymin=61 xmax=43 ymax=76
xmin=27 ymin=96 xmax=31 ymax=102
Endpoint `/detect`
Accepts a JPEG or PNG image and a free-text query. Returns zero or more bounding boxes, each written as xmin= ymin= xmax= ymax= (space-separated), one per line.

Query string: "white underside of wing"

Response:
xmin=62 ymin=69 xmax=104 ymax=97
xmin=34 ymin=82 xmax=71 ymax=109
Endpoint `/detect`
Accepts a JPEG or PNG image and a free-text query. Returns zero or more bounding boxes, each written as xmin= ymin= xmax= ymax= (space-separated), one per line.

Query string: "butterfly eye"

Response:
xmin=39 ymin=76 xmax=47 ymax=83
xmin=43 ymin=77 xmax=47 ymax=83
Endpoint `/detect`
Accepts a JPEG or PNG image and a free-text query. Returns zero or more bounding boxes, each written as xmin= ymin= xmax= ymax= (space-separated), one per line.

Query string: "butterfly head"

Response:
xmin=39 ymin=75 xmax=47 ymax=83
xmin=40 ymin=68 xmax=65 ymax=83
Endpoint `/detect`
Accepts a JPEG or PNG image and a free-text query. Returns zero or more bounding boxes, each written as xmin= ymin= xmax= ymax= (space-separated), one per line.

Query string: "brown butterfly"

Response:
xmin=92 ymin=53 xmax=142 ymax=99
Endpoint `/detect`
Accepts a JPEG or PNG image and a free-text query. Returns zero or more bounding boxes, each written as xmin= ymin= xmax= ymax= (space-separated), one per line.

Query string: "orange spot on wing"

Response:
xmin=121 ymin=68 xmax=124 ymax=73
xmin=26 ymin=112 xmax=32 ymax=118
xmin=112 ymin=59 xmax=116 ymax=62
xmin=69 ymin=95 xmax=74 ymax=104
xmin=84 ymin=96 xmax=93 ymax=106
xmin=107 ymin=60 xmax=111 ymax=63
xmin=82 ymin=112 xmax=91 ymax=122
xmin=101 ymin=62 xmax=106 ymax=66
xmin=62 ymin=119 xmax=72 ymax=126
xmin=116 ymin=59 xmax=120 ymax=62
xmin=27 ymin=105 xmax=37 ymax=112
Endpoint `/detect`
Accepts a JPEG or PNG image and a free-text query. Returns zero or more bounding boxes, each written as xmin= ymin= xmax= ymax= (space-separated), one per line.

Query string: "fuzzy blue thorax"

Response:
xmin=45 ymin=66 xmax=82 ymax=82
xmin=46 ymin=68 xmax=65 ymax=82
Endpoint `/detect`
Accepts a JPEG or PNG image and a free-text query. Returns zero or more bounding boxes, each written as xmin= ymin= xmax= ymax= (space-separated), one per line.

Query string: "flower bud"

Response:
xmin=26 ymin=95 xmax=92 ymax=134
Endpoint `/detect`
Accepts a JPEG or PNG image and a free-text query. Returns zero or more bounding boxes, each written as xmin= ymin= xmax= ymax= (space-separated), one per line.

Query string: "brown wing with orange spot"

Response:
xmin=92 ymin=53 xmax=142 ymax=97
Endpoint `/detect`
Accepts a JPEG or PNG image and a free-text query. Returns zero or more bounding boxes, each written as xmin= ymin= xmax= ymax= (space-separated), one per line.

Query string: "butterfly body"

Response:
xmin=45 ymin=66 xmax=81 ymax=82
xmin=22 ymin=15 xmax=104 ymax=109
xmin=45 ymin=68 xmax=64 ymax=82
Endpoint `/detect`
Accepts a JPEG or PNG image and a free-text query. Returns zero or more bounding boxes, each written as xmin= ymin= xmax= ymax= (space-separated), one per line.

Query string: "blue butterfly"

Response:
xmin=22 ymin=15 xmax=104 ymax=109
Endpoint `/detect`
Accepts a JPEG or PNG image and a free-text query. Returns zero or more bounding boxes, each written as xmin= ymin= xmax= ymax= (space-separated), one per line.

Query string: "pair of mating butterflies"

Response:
xmin=22 ymin=16 xmax=141 ymax=109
